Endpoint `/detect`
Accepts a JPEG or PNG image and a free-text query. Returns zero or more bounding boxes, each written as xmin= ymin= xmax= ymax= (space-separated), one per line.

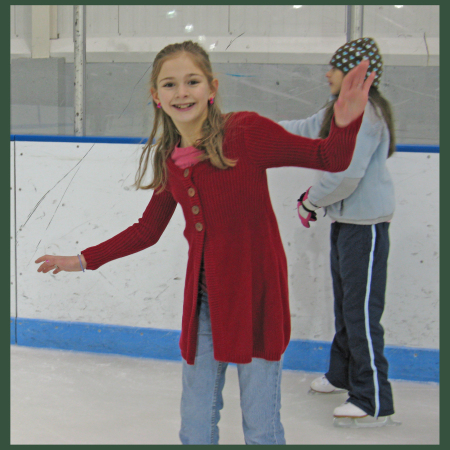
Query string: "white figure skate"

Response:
xmin=333 ymin=402 xmax=402 ymax=428
xmin=308 ymin=375 xmax=347 ymax=395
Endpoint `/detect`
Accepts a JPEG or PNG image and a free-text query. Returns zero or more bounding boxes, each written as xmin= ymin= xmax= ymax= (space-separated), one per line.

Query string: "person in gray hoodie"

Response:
xmin=279 ymin=37 xmax=397 ymax=426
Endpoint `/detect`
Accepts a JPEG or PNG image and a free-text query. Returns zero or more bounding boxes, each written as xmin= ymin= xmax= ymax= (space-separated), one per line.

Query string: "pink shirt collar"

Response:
xmin=171 ymin=143 xmax=204 ymax=169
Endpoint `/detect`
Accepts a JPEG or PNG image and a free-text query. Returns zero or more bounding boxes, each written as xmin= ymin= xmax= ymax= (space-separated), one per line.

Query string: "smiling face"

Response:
xmin=326 ymin=66 xmax=345 ymax=96
xmin=151 ymin=53 xmax=218 ymax=145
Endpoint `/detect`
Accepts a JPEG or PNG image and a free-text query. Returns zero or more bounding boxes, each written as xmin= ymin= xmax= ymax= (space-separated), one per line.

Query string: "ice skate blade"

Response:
xmin=308 ymin=388 xmax=347 ymax=396
xmin=333 ymin=416 xmax=402 ymax=428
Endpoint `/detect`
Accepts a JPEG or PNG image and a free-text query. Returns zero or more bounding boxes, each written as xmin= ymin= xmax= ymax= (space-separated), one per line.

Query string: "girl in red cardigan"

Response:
xmin=36 ymin=41 xmax=374 ymax=444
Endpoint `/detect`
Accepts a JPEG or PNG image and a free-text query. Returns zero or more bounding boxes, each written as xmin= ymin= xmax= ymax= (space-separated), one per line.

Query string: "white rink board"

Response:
xmin=14 ymin=141 xmax=439 ymax=349
xmin=15 ymin=141 xmax=187 ymax=329
xmin=267 ymin=151 xmax=439 ymax=348
xmin=11 ymin=141 xmax=17 ymax=319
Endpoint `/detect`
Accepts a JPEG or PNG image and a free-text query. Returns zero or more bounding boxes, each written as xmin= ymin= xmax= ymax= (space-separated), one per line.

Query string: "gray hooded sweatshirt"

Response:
xmin=279 ymin=101 xmax=395 ymax=224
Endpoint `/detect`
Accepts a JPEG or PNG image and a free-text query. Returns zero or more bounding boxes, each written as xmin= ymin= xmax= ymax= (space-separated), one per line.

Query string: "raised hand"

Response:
xmin=35 ymin=254 xmax=86 ymax=275
xmin=333 ymin=59 xmax=376 ymax=128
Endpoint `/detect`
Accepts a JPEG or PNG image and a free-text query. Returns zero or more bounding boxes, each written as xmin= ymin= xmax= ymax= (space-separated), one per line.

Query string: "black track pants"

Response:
xmin=325 ymin=222 xmax=394 ymax=417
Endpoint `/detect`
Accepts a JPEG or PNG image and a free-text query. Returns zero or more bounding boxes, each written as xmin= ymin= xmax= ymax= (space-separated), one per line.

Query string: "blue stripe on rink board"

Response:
xmin=283 ymin=340 xmax=439 ymax=383
xmin=10 ymin=135 xmax=439 ymax=153
xmin=12 ymin=134 xmax=149 ymax=145
xmin=13 ymin=317 xmax=439 ymax=383
xmin=395 ymin=144 xmax=439 ymax=153
xmin=11 ymin=318 xmax=16 ymax=344
xmin=16 ymin=317 xmax=182 ymax=362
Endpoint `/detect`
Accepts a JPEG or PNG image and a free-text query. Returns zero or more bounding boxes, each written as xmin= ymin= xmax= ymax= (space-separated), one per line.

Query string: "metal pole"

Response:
xmin=74 ymin=5 xmax=86 ymax=136
xmin=346 ymin=5 xmax=364 ymax=42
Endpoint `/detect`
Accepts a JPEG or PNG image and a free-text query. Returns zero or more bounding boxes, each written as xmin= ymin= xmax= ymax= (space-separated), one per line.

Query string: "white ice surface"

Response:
xmin=11 ymin=345 xmax=439 ymax=445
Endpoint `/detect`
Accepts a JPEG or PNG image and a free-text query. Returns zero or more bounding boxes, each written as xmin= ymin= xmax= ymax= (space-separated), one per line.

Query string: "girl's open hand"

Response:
xmin=35 ymin=255 xmax=86 ymax=275
xmin=333 ymin=59 xmax=376 ymax=128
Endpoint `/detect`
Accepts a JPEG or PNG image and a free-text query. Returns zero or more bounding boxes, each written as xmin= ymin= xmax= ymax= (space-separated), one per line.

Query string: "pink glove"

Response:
xmin=297 ymin=187 xmax=319 ymax=228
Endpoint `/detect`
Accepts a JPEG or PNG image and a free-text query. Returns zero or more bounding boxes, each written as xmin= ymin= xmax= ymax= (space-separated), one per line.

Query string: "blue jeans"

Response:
xmin=179 ymin=290 xmax=286 ymax=445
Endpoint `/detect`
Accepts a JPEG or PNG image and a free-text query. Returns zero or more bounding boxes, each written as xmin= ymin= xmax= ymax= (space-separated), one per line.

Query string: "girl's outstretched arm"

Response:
xmin=35 ymin=188 xmax=177 ymax=274
xmin=242 ymin=111 xmax=363 ymax=173
xmin=241 ymin=62 xmax=374 ymax=173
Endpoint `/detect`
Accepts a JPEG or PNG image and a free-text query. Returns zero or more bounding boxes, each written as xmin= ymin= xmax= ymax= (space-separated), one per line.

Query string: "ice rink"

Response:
xmin=11 ymin=345 xmax=439 ymax=445
xmin=10 ymin=5 xmax=440 ymax=446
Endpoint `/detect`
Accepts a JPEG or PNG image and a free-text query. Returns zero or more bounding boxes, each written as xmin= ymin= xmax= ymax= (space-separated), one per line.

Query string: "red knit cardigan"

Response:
xmin=82 ymin=111 xmax=363 ymax=365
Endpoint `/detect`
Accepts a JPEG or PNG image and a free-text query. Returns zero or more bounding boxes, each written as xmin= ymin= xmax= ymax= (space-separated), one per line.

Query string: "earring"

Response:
xmin=209 ymin=97 xmax=215 ymax=105
xmin=157 ymin=102 xmax=161 ymax=108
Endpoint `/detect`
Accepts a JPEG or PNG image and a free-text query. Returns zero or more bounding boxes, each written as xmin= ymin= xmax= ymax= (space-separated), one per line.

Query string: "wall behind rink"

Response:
xmin=10 ymin=61 xmax=440 ymax=146
xmin=10 ymin=5 xmax=439 ymax=144
xmin=10 ymin=138 xmax=439 ymax=382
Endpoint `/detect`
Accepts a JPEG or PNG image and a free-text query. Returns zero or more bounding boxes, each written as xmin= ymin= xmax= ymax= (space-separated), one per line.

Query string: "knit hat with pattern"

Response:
xmin=330 ymin=37 xmax=383 ymax=88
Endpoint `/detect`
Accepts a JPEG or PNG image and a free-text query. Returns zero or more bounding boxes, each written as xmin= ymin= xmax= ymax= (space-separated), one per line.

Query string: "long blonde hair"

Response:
xmin=135 ymin=41 xmax=236 ymax=192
